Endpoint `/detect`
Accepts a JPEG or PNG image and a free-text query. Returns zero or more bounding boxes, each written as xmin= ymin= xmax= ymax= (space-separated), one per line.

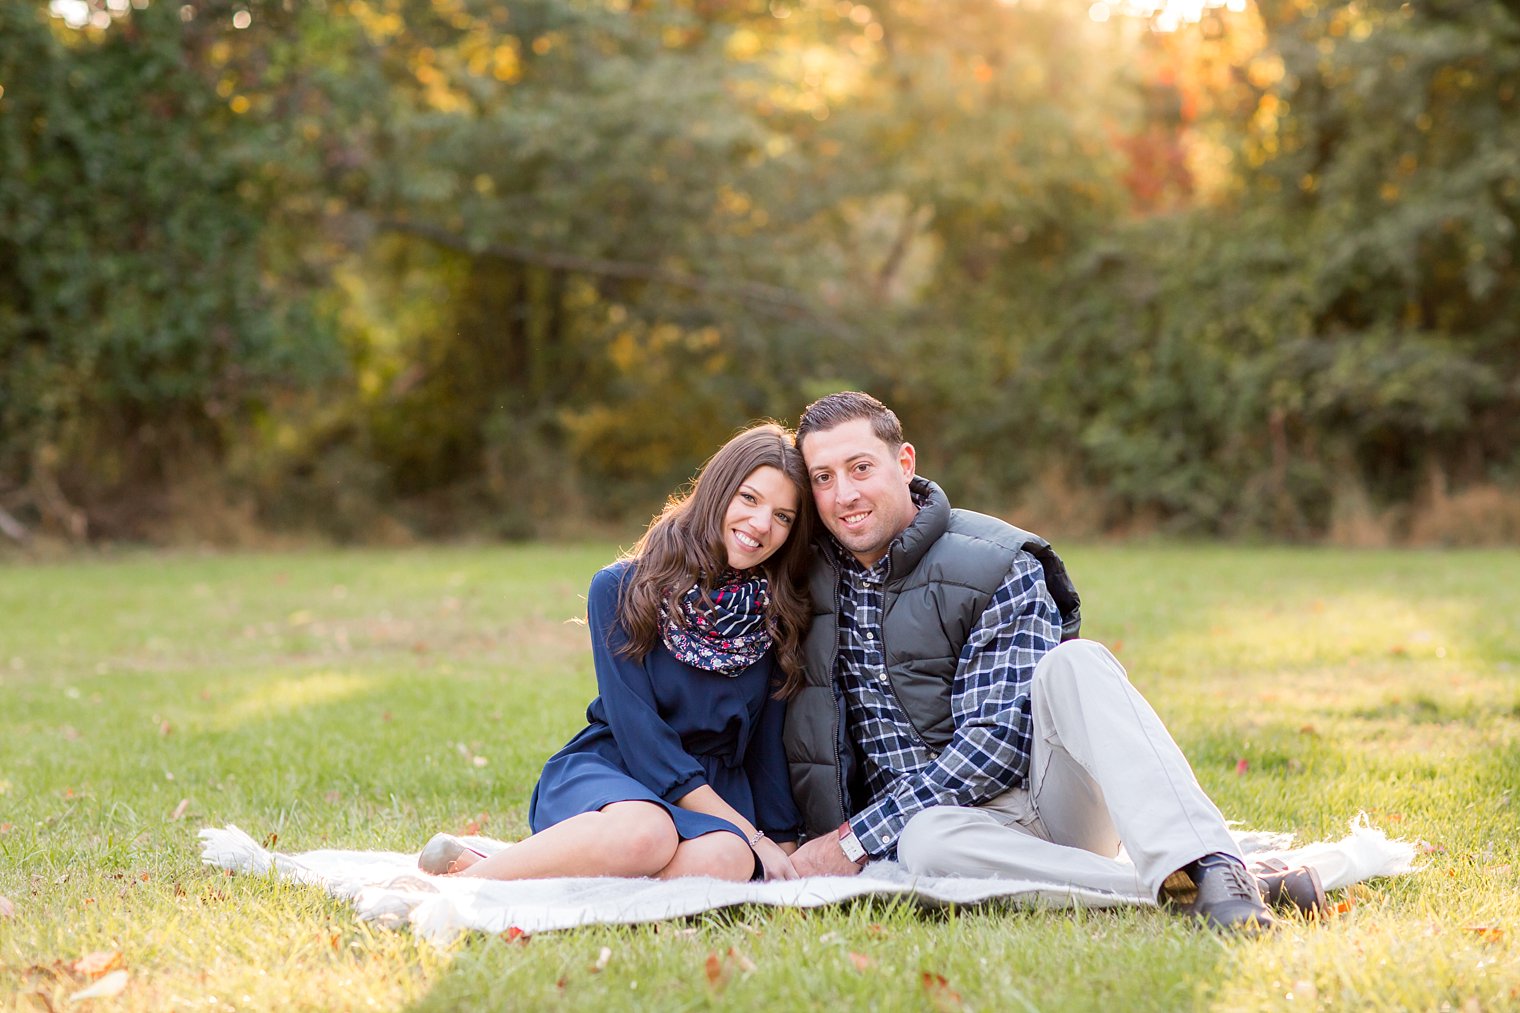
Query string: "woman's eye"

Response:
xmin=777 ymin=513 xmax=793 ymax=526
xmin=741 ymin=492 xmax=756 ymax=503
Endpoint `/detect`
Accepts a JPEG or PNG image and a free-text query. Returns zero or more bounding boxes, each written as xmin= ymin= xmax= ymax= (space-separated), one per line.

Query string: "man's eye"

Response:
xmin=812 ymin=474 xmax=830 ymax=486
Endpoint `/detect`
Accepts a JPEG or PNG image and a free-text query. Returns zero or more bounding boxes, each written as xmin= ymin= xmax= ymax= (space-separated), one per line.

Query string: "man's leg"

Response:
xmin=896 ymin=794 xmax=1150 ymax=899
xmin=1026 ymin=639 xmax=1240 ymax=899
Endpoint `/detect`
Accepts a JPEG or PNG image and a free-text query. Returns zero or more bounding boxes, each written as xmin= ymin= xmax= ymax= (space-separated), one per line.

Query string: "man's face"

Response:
xmin=801 ymin=418 xmax=917 ymax=568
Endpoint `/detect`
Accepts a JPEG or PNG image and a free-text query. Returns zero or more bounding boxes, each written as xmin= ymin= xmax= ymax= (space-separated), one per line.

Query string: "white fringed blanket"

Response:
xmin=199 ymin=816 xmax=1415 ymax=945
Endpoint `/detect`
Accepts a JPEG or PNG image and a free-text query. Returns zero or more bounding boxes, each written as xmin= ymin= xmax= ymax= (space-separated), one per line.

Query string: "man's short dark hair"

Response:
xmin=796 ymin=391 xmax=904 ymax=452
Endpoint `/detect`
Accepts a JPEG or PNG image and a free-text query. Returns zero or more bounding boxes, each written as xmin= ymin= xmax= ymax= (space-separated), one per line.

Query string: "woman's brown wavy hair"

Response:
xmin=615 ymin=422 xmax=814 ymax=698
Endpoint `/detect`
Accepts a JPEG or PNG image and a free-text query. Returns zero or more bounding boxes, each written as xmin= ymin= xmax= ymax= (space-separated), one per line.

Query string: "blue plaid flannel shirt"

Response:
xmin=837 ymin=530 xmax=1062 ymax=858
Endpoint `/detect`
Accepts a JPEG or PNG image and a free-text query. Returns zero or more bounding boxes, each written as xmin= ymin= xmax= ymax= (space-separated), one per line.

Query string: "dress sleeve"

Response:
xmin=743 ymin=676 xmax=804 ymax=842
xmin=586 ymin=567 xmax=709 ymax=803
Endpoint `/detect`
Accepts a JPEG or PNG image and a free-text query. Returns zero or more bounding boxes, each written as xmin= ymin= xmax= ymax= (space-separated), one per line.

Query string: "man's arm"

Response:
xmin=848 ymin=552 xmax=1062 ymax=858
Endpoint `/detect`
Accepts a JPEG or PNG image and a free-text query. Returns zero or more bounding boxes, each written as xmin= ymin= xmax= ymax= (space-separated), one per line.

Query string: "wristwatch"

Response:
xmin=837 ymin=820 xmax=868 ymax=865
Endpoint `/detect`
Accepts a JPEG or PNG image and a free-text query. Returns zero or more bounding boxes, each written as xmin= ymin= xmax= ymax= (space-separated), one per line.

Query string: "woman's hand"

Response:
xmin=754 ymin=837 xmax=799 ymax=881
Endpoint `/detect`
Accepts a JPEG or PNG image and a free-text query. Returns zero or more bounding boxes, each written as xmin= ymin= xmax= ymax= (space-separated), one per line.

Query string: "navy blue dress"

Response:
xmin=528 ymin=562 xmax=803 ymax=853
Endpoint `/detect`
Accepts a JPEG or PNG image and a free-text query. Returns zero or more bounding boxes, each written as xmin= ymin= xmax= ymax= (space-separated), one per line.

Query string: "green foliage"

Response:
xmin=1 ymin=0 xmax=1516 ymax=541
xmin=0 ymin=5 xmax=336 ymax=535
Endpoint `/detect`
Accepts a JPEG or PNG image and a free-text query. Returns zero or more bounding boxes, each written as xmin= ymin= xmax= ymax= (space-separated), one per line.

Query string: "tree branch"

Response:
xmin=376 ymin=218 xmax=849 ymax=330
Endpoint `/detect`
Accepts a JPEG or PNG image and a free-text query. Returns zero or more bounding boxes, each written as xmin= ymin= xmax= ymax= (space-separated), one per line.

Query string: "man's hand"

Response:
xmin=790 ymin=833 xmax=866 ymax=877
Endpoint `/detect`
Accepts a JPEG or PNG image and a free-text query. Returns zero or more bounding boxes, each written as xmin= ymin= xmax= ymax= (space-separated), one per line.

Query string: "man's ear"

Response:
xmin=897 ymin=442 xmax=916 ymax=483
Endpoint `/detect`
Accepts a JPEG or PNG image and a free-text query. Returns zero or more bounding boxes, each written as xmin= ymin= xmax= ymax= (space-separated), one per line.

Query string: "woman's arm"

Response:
xmin=673 ymin=784 xmax=798 ymax=879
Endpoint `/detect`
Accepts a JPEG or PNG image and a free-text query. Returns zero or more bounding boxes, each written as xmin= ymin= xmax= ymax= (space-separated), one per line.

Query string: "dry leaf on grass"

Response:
xmin=921 ymin=971 xmax=962 ymax=1011
xmin=69 ymin=969 xmax=128 ymax=1002
xmin=726 ymin=947 xmax=757 ymax=973
xmin=590 ymin=946 xmax=611 ymax=973
xmin=0 ymin=895 xmax=15 ymax=918
xmin=1465 ymin=925 xmax=1504 ymax=943
xmin=70 ymin=951 xmax=122 ymax=978
xmin=169 ymin=799 xmax=189 ymax=821
xmin=848 ymin=952 xmax=873 ymax=971
xmin=704 ymin=952 xmax=728 ymax=991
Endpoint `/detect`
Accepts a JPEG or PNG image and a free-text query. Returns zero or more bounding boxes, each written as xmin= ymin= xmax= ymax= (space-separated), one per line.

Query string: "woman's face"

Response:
xmin=720 ymin=465 xmax=800 ymax=570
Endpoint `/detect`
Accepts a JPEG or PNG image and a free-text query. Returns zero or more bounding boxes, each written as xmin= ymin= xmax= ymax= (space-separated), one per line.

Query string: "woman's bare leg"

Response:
xmin=455 ymin=801 xmax=679 ymax=880
xmin=655 ymin=830 xmax=754 ymax=882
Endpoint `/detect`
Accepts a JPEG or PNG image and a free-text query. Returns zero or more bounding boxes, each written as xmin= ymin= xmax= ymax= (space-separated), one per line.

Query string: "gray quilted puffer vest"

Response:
xmin=783 ymin=477 xmax=1081 ymax=838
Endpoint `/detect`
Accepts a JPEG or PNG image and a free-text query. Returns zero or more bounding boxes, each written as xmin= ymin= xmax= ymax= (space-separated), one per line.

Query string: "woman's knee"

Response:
xmin=668 ymin=832 xmax=755 ymax=881
xmin=598 ymin=803 xmax=679 ymax=872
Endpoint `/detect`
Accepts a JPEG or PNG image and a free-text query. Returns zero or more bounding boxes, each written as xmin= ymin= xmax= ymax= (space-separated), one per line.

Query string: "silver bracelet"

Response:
xmin=748 ymin=829 xmax=767 ymax=847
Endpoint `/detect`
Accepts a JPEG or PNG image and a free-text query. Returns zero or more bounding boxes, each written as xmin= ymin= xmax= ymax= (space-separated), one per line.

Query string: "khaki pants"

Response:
xmin=895 ymin=640 xmax=1239 ymax=899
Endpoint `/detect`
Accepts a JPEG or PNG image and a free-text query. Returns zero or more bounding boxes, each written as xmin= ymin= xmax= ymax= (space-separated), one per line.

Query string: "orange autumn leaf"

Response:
xmin=848 ymin=952 xmax=873 ymax=971
xmin=921 ymin=971 xmax=962 ymax=1011
xmin=726 ymin=946 xmax=757 ymax=973
xmin=704 ymin=952 xmax=729 ymax=990
xmin=1466 ymin=925 xmax=1504 ymax=943
xmin=72 ymin=950 xmax=123 ymax=978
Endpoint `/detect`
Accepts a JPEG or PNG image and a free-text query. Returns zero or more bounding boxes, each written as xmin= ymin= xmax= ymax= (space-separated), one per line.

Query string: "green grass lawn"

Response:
xmin=2 ymin=544 xmax=1518 ymax=1011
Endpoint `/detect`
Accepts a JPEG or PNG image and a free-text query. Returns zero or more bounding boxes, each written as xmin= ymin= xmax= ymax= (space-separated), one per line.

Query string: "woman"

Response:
xmin=418 ymin=423 xmax=812 ymax=882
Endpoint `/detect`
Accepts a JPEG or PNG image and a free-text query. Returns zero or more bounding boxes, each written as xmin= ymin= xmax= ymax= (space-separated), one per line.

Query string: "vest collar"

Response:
xmin=815 ymin=476 xmax=951 ymax=577
xmin=887 ymin=476 xmax=950 ymax=576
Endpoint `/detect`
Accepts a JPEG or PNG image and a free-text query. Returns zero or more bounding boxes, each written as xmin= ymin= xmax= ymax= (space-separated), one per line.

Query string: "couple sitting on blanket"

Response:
xmin=416 ymin=391 xmax=1318 ymax=934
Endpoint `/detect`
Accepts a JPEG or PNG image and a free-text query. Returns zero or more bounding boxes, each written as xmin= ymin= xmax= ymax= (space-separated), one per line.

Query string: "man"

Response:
xmin=783 ymin=391 xmax=1283 ymax=932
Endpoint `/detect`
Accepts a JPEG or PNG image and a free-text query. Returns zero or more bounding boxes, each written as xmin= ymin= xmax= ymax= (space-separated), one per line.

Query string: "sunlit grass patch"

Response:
xmin=3 ymin=544 xmax=1519 ymax=1011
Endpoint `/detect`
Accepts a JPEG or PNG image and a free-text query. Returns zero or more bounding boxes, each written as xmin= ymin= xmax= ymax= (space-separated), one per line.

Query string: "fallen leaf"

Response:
xmin=382 ymin=711 xmax=393 ymax=722
xmin=158 ymin=721 xmax=172 ymax=737
xmin=70 ymin=951 xmax=122 ymax=979
xmin=1298 ymin=724 xmax=1318 ymax=736
xmin=1484 ymin=864 xmax=1512 ymax=877
xmin=921 ymin=971 xmax=962 ymax=1011
xmin=848 ymin=952 xmax=873 ymax=971
xmin=726 ymin=946 xmax=757 ymax=973
xmin=502 ymin=926 xmax=528 ymax=944
xmin=1417 ymin=840 xmax=1445 ymax=854
xmin=1234 ymin=758 xmax=1249 ymax=775
xmin=0 ymin=896 xmax=14 ymax=918
xmin=867 ymin=923 xmax=887 ymax=936
xmin=704 ymin=952 xmax=728 ymax=991
xmin=0 ymin=823 xmax=13 ymax=834
xmin=1466 ymin=925 xmax=1504 ymax=943
xmin=1389 ymin=644 xmax=1407 ymax=656
xmin=69 ymin=969 xmax=128 ymax=1002
xmin=262 ymin=832 xmax=278 ymax=849
xmin=169 ymin=799 xmax=189 ymax=822
xmin=591 ymin=946 xmax=611 ymax=973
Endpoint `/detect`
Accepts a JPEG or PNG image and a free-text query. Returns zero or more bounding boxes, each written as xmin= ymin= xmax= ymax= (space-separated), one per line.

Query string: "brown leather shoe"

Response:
xmin=1254 ymin=858 xmax=1327 ymax=916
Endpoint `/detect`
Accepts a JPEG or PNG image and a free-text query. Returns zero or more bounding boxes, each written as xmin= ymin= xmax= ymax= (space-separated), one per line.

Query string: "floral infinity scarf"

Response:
xmin=660 ymin=571 xmax=772 ymax=675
